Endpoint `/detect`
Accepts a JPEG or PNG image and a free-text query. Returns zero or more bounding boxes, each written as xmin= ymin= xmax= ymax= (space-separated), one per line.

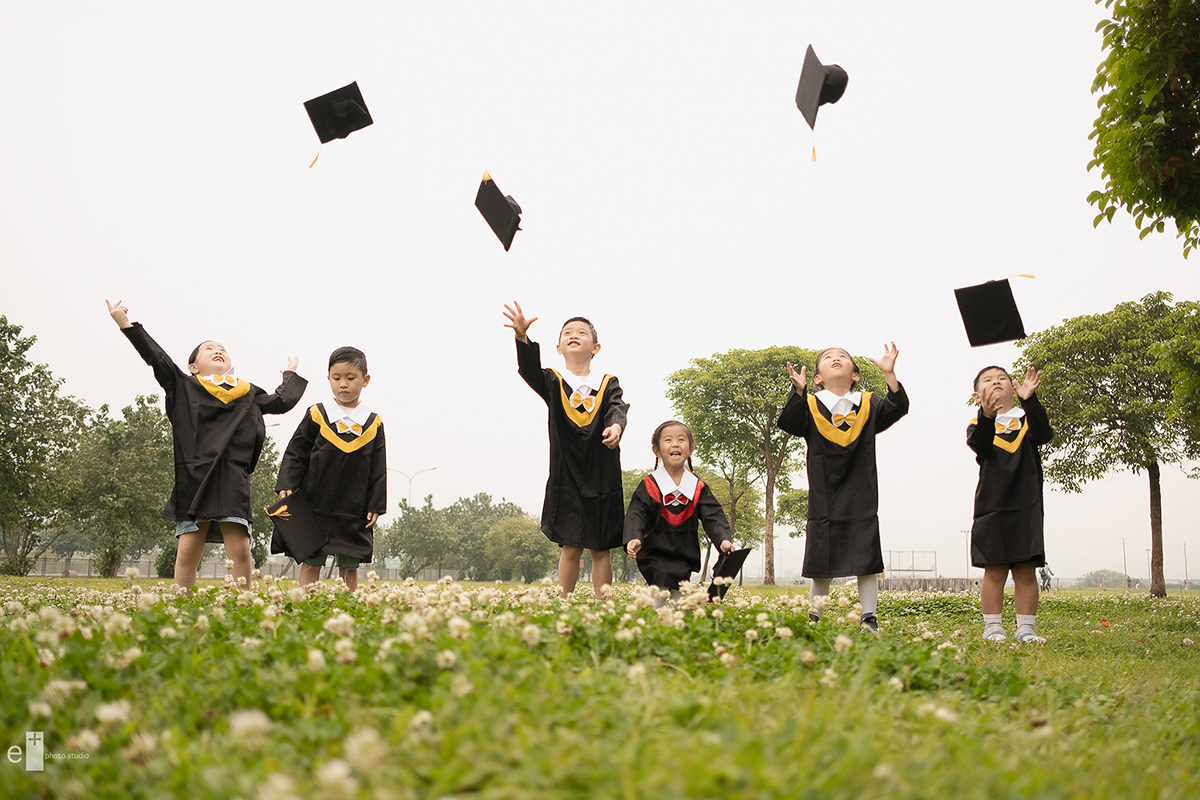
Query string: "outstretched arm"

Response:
xmin=777 ymin=361 xmax=810 ymax=435
xmin=865 ymin=342 xmax=900 ymax=392
xmin=503 ymin=301 xmax=538 ymax=343
xmin=258 ymin=361 xmax=307 ymax=415
xmin=109 ymin=300 xmax=182 ymax=391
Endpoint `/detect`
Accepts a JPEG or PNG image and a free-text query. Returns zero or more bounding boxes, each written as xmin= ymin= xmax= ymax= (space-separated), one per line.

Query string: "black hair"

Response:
xmin=188 ymin=341 xmax=215 ymax=366
xmin=973 ymin=365 xmax=1011 ymax=391
xmin=560 ymin=316 xmax=598 ymax=344
xmin=328 ymin=346 xmax=368 ymax=374
xmin=651 ymin=420 xmax=695 ymax=472
xmin=813 ymin=347 xmax=861 ymax=391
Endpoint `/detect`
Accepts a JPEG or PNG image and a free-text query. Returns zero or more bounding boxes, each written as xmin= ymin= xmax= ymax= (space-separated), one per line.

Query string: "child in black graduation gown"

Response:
xmin=503 ymin=302 xmax=628 ymax=598
xmin=777 ymin=345 xmax=908 ymax=631
xmin=107 ymin=300 xmax=307 ymax=589
xmin=275 ymin=346 xmax=386 ymax=592
xmin=624 ymin=421 xmax=735 ymax=606
xmin=968 ymin=365 xmax=1054 ymax=643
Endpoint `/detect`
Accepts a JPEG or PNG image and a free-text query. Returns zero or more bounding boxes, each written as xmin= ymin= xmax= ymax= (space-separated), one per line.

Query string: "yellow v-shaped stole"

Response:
xmin=312 ymin=405 xmax=381 ymax=453
xmin=808 ymin=392 xmax=872 ymax=447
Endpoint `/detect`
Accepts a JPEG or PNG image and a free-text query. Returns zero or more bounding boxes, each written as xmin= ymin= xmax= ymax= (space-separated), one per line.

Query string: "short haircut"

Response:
xmin=328 ymin=346 xmax=368 ymax=374
xmin=560 ymin=316 xmax=598 ymax=344
xmin=814 ymin=347 xmax=860 ymax=390
xmin=973 ymin=365 xmax=1011 ymax=391
xmin=188 ymin=341 xmax=214 ymax=366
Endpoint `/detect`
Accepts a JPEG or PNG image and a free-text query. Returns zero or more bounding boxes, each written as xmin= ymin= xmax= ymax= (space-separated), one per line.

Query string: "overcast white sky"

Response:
xmin=2 ymin=2 xmax=1196 ymax=583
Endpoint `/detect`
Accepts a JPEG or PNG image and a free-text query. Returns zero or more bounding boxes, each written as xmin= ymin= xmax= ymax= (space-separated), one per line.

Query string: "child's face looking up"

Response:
xmin=653 ymin=424 xmax=694 ymax=472
xmin=189 ymin=341 xmax=231 ymax=376
xmin=814 ymin=348 xmax=859 ymax=390
xmin=328 ymin=362 xmax=371 ymax=408
xmin=973 ymin=368 xmax=1016 ymax=410
xmin=556 ymin=321 xmax=600 ymax=360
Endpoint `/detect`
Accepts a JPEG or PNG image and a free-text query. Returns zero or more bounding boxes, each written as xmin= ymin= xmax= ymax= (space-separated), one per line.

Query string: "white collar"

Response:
xmin=995 ymin=407 xmax=1025 ymax=426
xmin=815 ymin=389 xmax=862 ymax=415
xmin=324 ymin=398 xmax=372 ymax=427
xmin=651 ymin=466 xmax=699 ymax=499
xmin=558 ymin=370 xmax=594 ymax=394
xmin=200 ymin=371 xmax=239 ymax=386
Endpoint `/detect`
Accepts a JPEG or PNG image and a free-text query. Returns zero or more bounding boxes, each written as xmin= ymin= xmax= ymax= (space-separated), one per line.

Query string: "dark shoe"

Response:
xmin=860 ymin=613 xmax=879 ymax=633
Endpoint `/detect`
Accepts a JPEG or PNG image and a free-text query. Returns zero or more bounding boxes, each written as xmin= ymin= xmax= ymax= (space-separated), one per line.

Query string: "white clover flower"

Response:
xmin=888 ymin=676 xmax=904 ymax=691
xmin=435 ymin=649 xmax=458 ymax=669
xmin=819 ymin=668 xmax=839 ymax=687
xmin=627 ymin=662 xmax=647 ymax=680
xmin=41 ymin=679 xmax=86 ymax=707
xmin=344 ymin=728 xmax=389 ymax=772
xmin=719 ymin=652 xmax=738 ymax=666
xmin=241 ymin=637 xmax=263 ymax=650
xmin=158 ymin=626 xmax=177 ymax=639
xmin=744 ymin=629 xmax=758 ymax=641
xmin=692 ymin=607 xmax=707 ymax=619
xmin=408 ymin=709 xmax=434 ymax=732
xmin=775 ymin=626 xmax=794 ymax=639
xmin=228 ymin=709 xmax=273 ymax=746
xmin=315 ymin=759 xmax=358 ymax=794
xmin=194 ymin=614 xmax=210 ymax=631
xmin=123 ymin=731 xmax=157 ymax=765
xmin=256 ymin=772 xmax=299 ymax=800
xmin=447 ymin=616 xmax=471 ymax=639
xmin=125 ymin=567 xmax=140 ymax=579
xmin=288 ymin=587 xmax=307 ymax=604
xmin=1183 ymin=638 xmax=1195 ymax=646
xmin=615 ymin=627 xmax=635 ymax=642
xmin=799 ymin=650 xmax=817 ymax=666
xmin=307 ymin=649 xmax=326 ymax=671
xmin=323 ymin=612 xmax=356 ymax=637
xmin=712 ymin=608 xmax=725 ymax=620
xmin=521 ymin=624 xmax=542 ymax=645
xmin=67 ymin=729 xmax=101 ymax=753
xmin=334 ymin=637 xmax=357 ymax=664
xmin=450 ymin=673 xmax=475 ymax=697
xmin=834 ymin=634 xmax=853 ymax=653
xmin=556 ymin=620 xmax=573 ymax=636
xmin=28 ymin=701 xmax=53 ymax=718
xmin=224 ymin=558 xmax=235 ymax=571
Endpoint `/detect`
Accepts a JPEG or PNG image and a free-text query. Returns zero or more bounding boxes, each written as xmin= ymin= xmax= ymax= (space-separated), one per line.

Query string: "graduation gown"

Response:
xmin=517 ymin=338 xmax=628 ymax=550
xmin=274 ymin=403 xmax=387 ymax=562
xmin=777 ymin=384 xmax=910 ymax=578
xmin=121 ymin=323 xmax=307 ymax=534
xmin=967 ymin=393 xmax=1053 ymax=567
xmin=623 ymin=471 xmax=732 ymax=591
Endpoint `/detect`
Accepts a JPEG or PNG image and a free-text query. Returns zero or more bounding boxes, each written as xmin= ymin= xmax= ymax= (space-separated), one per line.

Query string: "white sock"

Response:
xmin=1016 ymin=614 xmax=1036 ymax=637
xmin=983 ymin=613 xmax=1004 ymax=635
xmin=857 ymin=574 xmax=878 ymax=616
xmin=809 ymin=578 xmax=831 ymax=618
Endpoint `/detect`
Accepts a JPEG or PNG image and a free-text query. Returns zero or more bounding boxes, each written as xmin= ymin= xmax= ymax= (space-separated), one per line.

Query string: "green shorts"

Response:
xmin=303 ymin=554 xmax=362 ymax=571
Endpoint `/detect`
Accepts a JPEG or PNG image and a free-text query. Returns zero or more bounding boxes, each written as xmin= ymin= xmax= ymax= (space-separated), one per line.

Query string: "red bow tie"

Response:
xmin=664 ymin=490 xmax=687 ymax=506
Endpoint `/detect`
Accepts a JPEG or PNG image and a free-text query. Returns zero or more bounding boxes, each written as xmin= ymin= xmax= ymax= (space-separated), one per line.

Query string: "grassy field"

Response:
xmin=1 ymin=575 xmax=1197 ymax=799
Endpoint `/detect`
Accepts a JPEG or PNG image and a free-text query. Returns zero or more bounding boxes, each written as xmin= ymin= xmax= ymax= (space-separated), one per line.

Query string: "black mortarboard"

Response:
xmin=954 ymin=279 xmax=1028 ymax=347
xmin=304 ymin=82 xmax=373 ymax=144
xmin=708 ymin=548 xmax=753 ymax=601
xmin=795 ymin=45 xmax=848 ymax=130
xmin=265 ymin=490 xmax=327 ymax=563
xmin=475 ymin=171 xmax=522 ymax=251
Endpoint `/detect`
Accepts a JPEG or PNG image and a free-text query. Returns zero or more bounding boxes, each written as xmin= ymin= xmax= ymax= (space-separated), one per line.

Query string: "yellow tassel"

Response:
xmin=308 ymin=153 xmax=319 ymax=169
xmin=811 ymin=145 xmax=817 ymax=162
xmin=1014 ymin=273 xmax=1036 ymax=279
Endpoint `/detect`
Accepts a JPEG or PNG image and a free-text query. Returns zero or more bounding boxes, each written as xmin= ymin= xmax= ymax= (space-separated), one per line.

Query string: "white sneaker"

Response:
xmin=982 ymin=627 xmax=1007 ymax=642
xmin=1016 ymin=630 xmax=1046 ymax=644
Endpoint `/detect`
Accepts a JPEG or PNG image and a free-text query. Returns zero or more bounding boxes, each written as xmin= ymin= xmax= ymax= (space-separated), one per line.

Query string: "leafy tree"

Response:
xmin=1016 ymin=292 xmax=1200 ymax=597
xmin=0 ymin=316 xmax=88 ymax=574
xmin=62 ymin=397 xmax=175 ymax=577
xmin=376 ymin=495 xmax=457 ymax=578
xmin=444 ymin=493 xmax=528 ymax=580
xmin=248 ymin=437 xmax=283 ymax=568
xmin=1153 ymin=302 xmax=1200 ymax=432
xmin=775 ymin=488 xmax=810 ymax=537
xmin=667 ymin=347 xmax=887 ymax=584
xmin=485 ymin=515 xmax=558 ymax=583
xmin=1089 ymin=0 xmax=1200 ymax=257
xmin=1078 ymin=568 xmax=1132 ymax=589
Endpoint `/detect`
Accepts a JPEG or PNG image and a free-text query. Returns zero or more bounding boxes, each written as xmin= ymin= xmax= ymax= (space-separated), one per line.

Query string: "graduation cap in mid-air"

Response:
xmin=795 ymin=44 xmax=848 ymax=130
xmin=954 ymin=278 xmax=1030 ymax=347
xmin=475 ymin=171 xmax=523 ymax=251
xmin=265 ymin=490 xmax=327 ymax=563
xmin=304 ymin=82 xmax=373 ymax=144
xmin=708 ymin=548 xmax=753 ymax=601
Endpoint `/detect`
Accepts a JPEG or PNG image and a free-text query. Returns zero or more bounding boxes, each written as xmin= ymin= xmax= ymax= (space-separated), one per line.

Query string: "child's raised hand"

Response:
xmin=106 ymin=299 xmax=132 ymax=329
xmin=502 ymin=301 xmax=538 ymax=342
xmin=785 ymin=361 xmax=807 ymax=391
xmin=719 ymin=540 xmax=736 ymax=554
xmin=1016 ymin=366 xmax=1041 ymax=400
xmin=282 ymin=356 xmax=299 ymax=374
xmin=602 ymin=423 xmax=622 ymax=449
xmin=866 ymin=341 xmax=899 ymax=375
xmin=626 ymin=539 xmax=642 ymax=558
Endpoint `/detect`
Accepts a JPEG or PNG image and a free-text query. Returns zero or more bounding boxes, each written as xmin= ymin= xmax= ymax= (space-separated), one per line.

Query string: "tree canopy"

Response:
xmin=1089 ymin=0 xmax=1200 ymax=257
xmin=1016 ymin=291 xmax=1200 ymax=596
xmin=485 ymin=515 xmax=558 ymax=583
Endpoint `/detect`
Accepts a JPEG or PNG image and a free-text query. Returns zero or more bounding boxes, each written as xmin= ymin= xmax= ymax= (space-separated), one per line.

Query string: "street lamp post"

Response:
xmin=1184 ymin=543 xmax=1189 ymax=591
xmin=388 ymin=467 xmax=438 ymax=505
xmin=1122 ymin=538 xmax=1129 ymax=590
xmin=1146 ymin=549 xmax=1151 ymax=586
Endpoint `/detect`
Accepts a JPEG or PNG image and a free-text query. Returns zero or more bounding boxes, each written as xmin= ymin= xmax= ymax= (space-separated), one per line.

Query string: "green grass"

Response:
xmin=1 ymin=576 xmax=1197 ymax=799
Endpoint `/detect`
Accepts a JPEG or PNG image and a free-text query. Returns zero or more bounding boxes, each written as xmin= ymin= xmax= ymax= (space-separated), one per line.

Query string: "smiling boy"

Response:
xmin=503 ymin=301 xmax=629 ymax=597
xmin=275 ymin=346 xmax=386 ymax=592
xmin=107 ymin=299 xmax=306 ymax=588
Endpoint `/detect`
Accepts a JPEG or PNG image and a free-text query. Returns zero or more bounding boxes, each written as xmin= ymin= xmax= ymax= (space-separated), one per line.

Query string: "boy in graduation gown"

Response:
xmin=275 ymin=346 xmax=386 ymax=592
xmin=777 ymin=345 xmax=908 ymax=631
xmin=968 ymin=365 xmax=1054 ymax=643
xmin=503 ymin=302 xmax=628 ymax=598
xmin=107 ymin=299 xmax=307 ymax=588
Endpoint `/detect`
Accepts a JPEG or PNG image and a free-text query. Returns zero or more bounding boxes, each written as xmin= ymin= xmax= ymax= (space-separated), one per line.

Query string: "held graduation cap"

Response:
xmin=265 ymin=490 xmax=328 ymax=564
xmin=708 ymin=548 xmax=753 ymax=601
xmin=304 ymin=82 xmax=373 ymax=144
xmin=954 ymin=278 xmax=1029 ymax=347
xmin=795 ymin=44 xmax=849 ymax=130
xmin=475 ymin=171 xmax=523 ymax=251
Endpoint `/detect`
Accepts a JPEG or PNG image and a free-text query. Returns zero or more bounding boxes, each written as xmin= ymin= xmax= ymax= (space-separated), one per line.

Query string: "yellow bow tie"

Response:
xmin=995 ymin=418 xmax=1020 ymax=434
xmin=337 ymin=420 xmax=363 ymax=436
xmin=204 ymin=374 xmax=237 ymax=388
xmin=570 ymin=391 xmax=596 ymax=413
xmin=833 ymin=411 xmax=856 ymax=427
